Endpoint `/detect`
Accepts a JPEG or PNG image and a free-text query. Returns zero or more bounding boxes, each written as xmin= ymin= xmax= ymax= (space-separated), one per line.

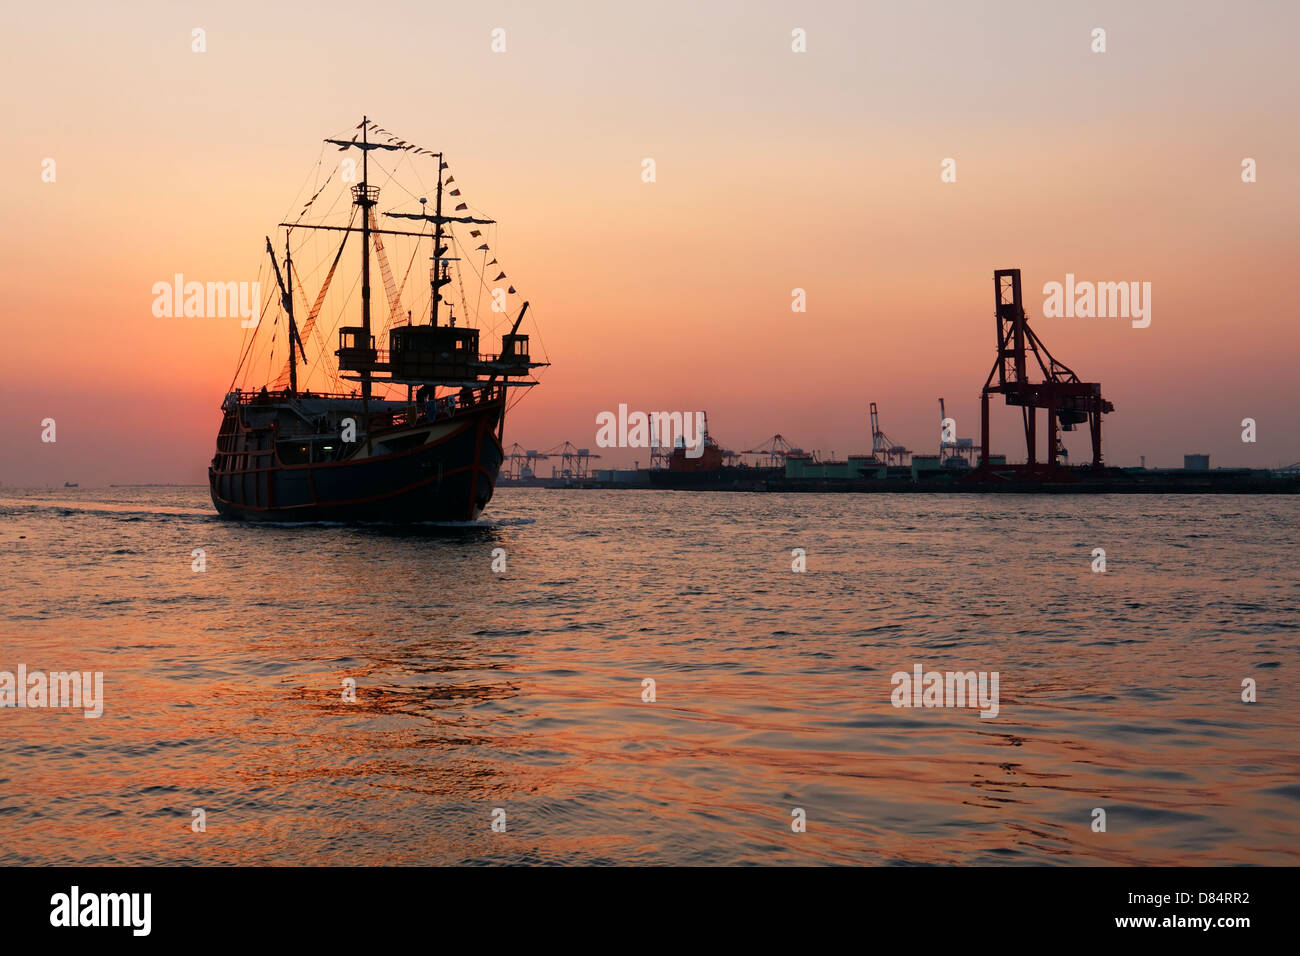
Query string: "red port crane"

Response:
xmin=978 ymin=268 xmax=1114 ymax=474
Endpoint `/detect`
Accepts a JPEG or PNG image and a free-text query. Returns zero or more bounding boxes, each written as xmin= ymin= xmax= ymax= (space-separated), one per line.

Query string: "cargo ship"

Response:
xmin=209 ymin=118 xmax=546 ymax=522
xmin=647 ymin=416 xmax=782 ymax=489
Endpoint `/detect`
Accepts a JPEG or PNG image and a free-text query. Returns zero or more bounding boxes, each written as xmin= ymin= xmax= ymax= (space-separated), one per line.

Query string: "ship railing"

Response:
xmin=360 ymin=348 xmax=510 ymax=367
xmin=367 ymin=349 xmax=520 ymax=373
xmin=379 ymin=349 xmax=525 ymax=366
xmin=229 ymin=388 xmax=371 ymax=405
xmin=369 ymin=411 xmax=414 ymax=430
xmin=227 ymin=382 xmax=505 ymax=419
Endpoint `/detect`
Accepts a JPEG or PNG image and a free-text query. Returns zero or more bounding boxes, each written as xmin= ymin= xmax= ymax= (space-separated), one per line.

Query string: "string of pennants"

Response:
xmin=466 ymin=227 xmax=513 ymax=289
xmin=328 ymin=120 xmax=522 ymax=305
xmin=295 ymin=166 xmax=335 ymax=220
xmin=356 ymin=120 xmax=516 ymax=290
xmin=353 ymin=118 xmax=445 ymax=159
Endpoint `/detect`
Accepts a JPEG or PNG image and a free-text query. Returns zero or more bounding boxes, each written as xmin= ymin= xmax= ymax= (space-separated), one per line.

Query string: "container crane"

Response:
xmin=503 ymin=443 xmax=549 ymax=480
xmin=742 ymin=434 xmax=805 ymax=469
xmin=869 ymin=402 xmax=911 ymax=466
xmin=543 ymin=441 xmax=599 ymax=479
xmin=938 ymin=398 xmax=980 ymax=466
xmin=978 ymin=268 xmax=1114 ymax=475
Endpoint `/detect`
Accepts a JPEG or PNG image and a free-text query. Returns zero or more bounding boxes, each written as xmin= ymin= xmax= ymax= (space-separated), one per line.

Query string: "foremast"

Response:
xmin=264 ymin=232 xmax=305 ymax=395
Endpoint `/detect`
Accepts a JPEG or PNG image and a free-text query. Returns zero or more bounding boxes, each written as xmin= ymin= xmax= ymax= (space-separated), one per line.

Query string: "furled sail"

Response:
xmin=385 ymin=211 xmax=496 ymax=226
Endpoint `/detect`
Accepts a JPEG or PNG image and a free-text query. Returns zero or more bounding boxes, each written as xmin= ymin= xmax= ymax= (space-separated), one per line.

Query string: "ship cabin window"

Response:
xmin=502 ymin=334 xmax=529 ymax=362
xmin=441 ymin=328 xmax=478 ymax=359
xmin=337 ymin=326 xmax=378 ymax=372
xmin=338 ymin=327 xmax=375 ymax=351
xmin=390 ymin=326 xmax=478 ymax=356
xmin=388 ymin=325 xmax=480 ymax=378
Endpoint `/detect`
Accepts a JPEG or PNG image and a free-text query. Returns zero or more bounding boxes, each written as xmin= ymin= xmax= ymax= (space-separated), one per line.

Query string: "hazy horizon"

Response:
xmin=4 ymin=0 xmax=1298 ymax=484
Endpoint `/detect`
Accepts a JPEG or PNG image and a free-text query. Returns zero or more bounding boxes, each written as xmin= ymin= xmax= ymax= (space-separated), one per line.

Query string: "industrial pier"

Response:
xmin=500 ymin=268 xmax=1300 ymax=495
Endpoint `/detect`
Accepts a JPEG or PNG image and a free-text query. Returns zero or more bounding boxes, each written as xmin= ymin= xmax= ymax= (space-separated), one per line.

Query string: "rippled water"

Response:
xmin=0 ymin=487 xmax=1296 ymax=865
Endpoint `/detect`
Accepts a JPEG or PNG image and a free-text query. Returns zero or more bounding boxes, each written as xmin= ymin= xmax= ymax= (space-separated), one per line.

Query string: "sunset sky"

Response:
xmin=2 ymin=0 xmax=1298 ymax=484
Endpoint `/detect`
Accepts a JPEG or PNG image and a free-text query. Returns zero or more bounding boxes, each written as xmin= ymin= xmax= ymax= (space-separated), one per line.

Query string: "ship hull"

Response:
xmin=209 ymin=404 xmax=504 ymax=523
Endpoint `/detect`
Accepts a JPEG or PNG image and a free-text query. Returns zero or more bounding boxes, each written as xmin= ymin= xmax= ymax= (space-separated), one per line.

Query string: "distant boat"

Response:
xmin=209 ymin=117 xmax=547 ymax=523
xmin=64 ymin=482 xmax=78 ymax=488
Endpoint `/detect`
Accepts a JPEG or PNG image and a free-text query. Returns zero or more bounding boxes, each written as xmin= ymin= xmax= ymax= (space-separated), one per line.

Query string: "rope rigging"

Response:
xmin=223 ymin=120 xmax=548 ymax=406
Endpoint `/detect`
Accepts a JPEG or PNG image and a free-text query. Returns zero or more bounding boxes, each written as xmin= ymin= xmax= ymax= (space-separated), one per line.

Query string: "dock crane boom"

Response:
xmin=869 ymin=402 xmax=911 ymax=465
xmin=978 ymin=268 xmax=1114 ymax=473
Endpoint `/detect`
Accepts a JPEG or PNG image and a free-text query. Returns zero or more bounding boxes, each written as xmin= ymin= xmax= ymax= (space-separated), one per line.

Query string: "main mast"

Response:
xmin=354 ymin=116 xmax=377 ymax=404
xmin=432 ymin=153 xmax=446 ymax=328
xmin=285 ymin=232 xmax=297 ymax=395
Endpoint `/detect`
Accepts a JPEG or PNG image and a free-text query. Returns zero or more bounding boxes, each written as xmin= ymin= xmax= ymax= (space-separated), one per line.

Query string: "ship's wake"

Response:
xmin=0 ymin=498 xmax=536 ymax=531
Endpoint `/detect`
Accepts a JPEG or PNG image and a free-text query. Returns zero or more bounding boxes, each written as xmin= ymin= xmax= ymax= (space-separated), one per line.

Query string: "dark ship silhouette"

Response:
xmin=210 ymin=118 xmax=546 ymax=522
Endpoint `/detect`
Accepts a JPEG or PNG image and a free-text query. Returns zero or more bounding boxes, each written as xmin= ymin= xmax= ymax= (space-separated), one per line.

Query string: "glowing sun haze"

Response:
xmin=2 ymin=0 xmax=1297 ymax=484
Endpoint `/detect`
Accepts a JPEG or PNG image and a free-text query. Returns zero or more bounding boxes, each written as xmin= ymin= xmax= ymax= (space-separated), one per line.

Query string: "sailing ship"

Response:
xmin=209 ymin=118 xmax=546 ymax=522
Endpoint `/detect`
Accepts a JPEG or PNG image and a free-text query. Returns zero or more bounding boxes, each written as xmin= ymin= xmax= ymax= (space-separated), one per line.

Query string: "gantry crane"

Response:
xmin=742 ymin=434 xmax=805 ymax=469
xmin=869 ymin=402 xmax=911 ymax=465
xmin=503 ymin=443 xmax=527 ymax=480
xmin=978 ymin=268 xmax=1114 ymax=474
xmin=938 ymin=398 xmax=980 ymax=466
xmin=502 ymin=443 xmax=549 ymax=480
xmin=543 ymin=441 xmax=600 ymax=479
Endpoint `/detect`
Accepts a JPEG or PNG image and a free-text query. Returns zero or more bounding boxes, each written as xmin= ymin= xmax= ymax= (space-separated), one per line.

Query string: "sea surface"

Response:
xmin=0 ymin=487 xmax=1296 ymax=865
